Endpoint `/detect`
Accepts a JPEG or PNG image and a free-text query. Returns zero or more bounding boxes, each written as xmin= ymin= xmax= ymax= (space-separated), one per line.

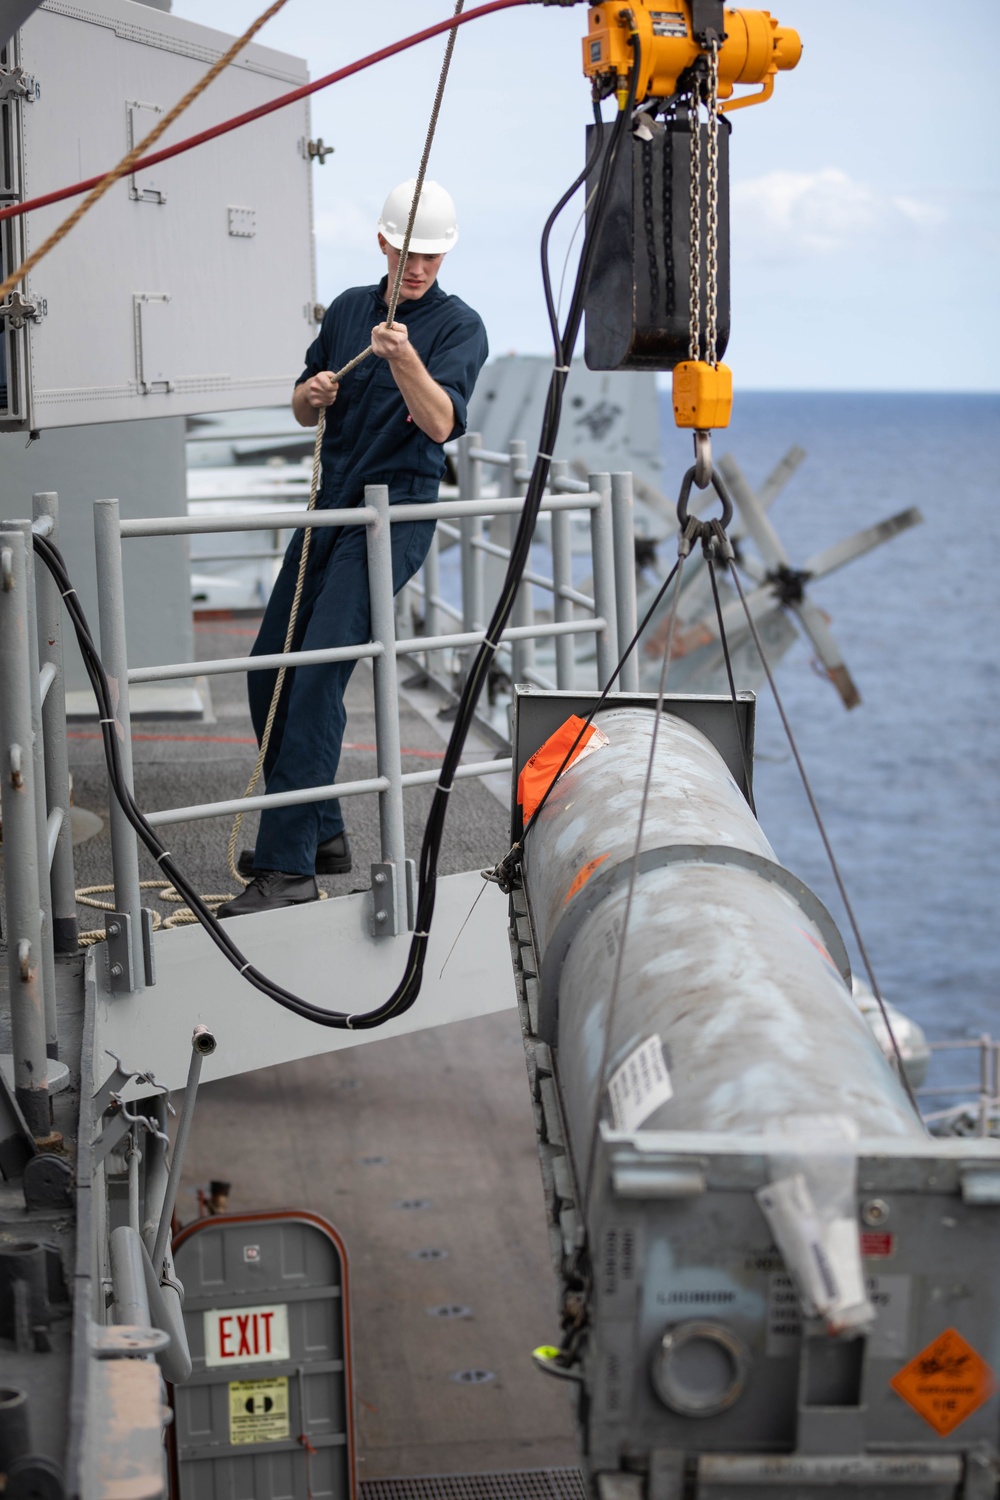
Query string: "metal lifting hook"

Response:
xmin=693 ymin=430 xmax=713 ymax=489
xmin=675 ymin=460 xmax=735 ymax=536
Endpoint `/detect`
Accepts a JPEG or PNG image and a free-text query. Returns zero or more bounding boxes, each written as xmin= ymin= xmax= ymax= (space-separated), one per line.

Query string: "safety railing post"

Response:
xmin=456 ymin=433 xmax=484 ymax=686
xmin=588 ymin=472 xmax=619 ymax=689
xmin=422 ymin=528 xmax=441 ymax=675
xmin=611 ymin=472 xmax=640 ymax=692
xmin=509 ymin=440 xmax=534 ymax=686
xmin=33 ymin=493 xmax=78 ymax=957
xmin=2 ymin=516 xmax=59 ymax=1060
xmin=0 ymin=529 xmax=50 ymax=1137
xmin=548 ymin=460 xmax=576 ymax=690
xmin=94 ymin=499 xmax=146 ymax=994
xmin=365 ymin=486 xmax=408 ymax=936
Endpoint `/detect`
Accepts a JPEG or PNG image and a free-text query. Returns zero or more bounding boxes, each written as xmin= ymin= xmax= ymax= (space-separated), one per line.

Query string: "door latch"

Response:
xmin=302 ymin=136 xmax=334 ymax=165
xmin=0 ymin=291 xmax=46 ymax=329
xmin=0 ymin=66 xmax=40 ymax=103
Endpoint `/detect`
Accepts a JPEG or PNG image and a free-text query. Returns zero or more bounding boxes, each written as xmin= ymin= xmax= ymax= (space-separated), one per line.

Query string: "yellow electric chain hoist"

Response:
xmin=577 ymin=0 xmax=800 ymax=448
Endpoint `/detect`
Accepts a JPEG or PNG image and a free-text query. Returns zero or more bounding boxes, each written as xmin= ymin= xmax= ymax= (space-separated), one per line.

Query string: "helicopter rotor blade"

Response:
xmin=802 ymin=506 xmax=924 ymax=581
xmin=756 ymin=445 xmax=807 ymax=508
xmin=717 ymin=454 xmax=791 ymax=571
xmin=789 ymin=597 xmax=861 ymax=709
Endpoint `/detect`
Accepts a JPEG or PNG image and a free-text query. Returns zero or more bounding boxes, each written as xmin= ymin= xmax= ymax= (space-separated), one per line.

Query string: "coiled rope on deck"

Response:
xmin=75 ymin=878 xmax=328 ymax=944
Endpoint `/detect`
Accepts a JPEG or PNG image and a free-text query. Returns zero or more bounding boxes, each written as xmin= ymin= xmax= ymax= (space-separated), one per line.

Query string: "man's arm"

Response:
xmin=371 ymin=322 xmax=454 ymax=444
xmin=293 ymin=371 xmax=339 ymax=428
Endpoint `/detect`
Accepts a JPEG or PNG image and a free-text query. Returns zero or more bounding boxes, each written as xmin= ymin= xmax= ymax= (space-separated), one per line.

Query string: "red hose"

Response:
xmin=0 ymin=0 xmax=533 ymax=226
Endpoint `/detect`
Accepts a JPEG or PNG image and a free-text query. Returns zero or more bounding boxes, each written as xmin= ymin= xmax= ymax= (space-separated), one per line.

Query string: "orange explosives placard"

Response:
xmin=890 ymin=1328 xmax=996 ymax=1436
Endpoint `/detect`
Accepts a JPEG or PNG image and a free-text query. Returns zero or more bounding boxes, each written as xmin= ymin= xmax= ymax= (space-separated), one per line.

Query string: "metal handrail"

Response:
xmin=128 ymin=604 xmax=603 ymax=686
xmin=120 ymin=490 xmax=599 ymax=540
xmin=145 ymin=757 xmax=514 ymax=829
xmin=89 ymin=430 xmax=636 ymax=973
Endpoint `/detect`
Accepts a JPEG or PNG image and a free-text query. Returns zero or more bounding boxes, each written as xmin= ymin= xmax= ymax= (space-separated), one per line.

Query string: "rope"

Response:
xmin=724 ymin=559 xmax=925 ymax=1124
xmin=0 ymin=2 xmax=532 ymax=229
xmin=75 ymin=877 xmax=327 ymax=943
xmin=0 ymin=0 xmax=290 ymax=305
xmin=225 ymin=0 xmax=465 ymax=883
xmin=225 ymin=412 xmax=322 ymax=884
xmin=328 ymin=0 xmax=466 ymax=385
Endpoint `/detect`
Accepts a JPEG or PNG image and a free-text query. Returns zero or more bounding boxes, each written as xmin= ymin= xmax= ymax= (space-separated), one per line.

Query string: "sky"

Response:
xmin=169 ymin=0 xmax=999 ymax=391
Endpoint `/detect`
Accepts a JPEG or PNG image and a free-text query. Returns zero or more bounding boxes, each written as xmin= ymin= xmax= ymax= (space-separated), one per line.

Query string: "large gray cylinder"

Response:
xmin=523 ymin=708 xmax=922 ymax=1177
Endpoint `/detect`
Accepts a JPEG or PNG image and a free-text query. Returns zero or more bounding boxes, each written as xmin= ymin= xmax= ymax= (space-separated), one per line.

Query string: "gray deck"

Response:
xmin=24 ymin=613 xmax=579 ymax=1478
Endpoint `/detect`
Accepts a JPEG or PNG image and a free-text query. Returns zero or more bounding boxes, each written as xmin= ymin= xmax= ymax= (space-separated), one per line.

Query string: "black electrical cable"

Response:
xmin=539 ymin=101 xmax=606 ymax=357
xmin=393 ymin=33 xmax=643 ymax=1029
xmin=34 ymin=35 xmax=645 ymax=1032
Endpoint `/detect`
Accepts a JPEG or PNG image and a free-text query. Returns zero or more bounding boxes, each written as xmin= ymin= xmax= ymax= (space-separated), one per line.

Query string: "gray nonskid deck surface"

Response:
xmin=61 ymin=614 xmax=578 ymax=1475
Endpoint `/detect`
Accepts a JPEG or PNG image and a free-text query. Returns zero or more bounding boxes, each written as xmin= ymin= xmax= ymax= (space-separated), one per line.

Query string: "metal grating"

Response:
xmin=361 ymin=1470 xmax=587 ymax=1500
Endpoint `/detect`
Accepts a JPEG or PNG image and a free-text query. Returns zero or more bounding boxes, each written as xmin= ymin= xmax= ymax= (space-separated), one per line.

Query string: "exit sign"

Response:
xmin=204 ymin=1303 xmax=290 ymax=1368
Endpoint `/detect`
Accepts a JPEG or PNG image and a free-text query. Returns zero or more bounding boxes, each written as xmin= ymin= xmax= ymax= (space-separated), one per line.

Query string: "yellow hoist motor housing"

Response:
xmin=583 ymin=3 xmax=801 ymax=111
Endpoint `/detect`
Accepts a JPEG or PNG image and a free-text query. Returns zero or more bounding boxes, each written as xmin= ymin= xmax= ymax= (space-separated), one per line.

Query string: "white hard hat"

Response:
xmin=377 ymin=179 xmax=458 ymax=254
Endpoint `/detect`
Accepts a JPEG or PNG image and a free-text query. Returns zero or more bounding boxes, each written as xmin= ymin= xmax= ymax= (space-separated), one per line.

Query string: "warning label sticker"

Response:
xmin=607 ymin=1035 xmax=672 ymax=1133
xmin=563 ymin=852 xmax=609 ymax=905
xmin=229 ymin=1377 xmax=290 ymax=1446
xmin=890 ymin=1327 xmax=996 ymax=1436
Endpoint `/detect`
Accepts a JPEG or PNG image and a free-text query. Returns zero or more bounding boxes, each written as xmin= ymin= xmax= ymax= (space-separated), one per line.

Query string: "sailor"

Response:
xmin=218 ymin=180 xmax=488 ymax=918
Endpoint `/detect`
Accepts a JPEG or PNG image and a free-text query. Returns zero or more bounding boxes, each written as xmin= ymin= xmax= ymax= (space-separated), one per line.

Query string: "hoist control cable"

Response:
xmin=34 ymin=34 xmax=644 ymax=1033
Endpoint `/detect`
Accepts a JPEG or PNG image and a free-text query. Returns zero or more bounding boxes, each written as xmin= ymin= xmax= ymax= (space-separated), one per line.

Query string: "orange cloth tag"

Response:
xmin=517 ymin=715 xmax=609 ymax=824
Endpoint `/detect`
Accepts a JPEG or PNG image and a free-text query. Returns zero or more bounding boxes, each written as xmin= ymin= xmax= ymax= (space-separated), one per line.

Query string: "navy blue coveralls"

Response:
xmin=248 ymin=276 xmax=489 ymax=876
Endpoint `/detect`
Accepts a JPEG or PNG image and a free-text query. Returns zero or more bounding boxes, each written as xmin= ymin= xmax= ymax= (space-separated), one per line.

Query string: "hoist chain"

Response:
xmin=687 ymin=85 xmax=702 ymax=362
xmin=641 ymin=139 xmax=659 ymax=319
xmin=705 ymin=40 xmax=720 ymax=367
xmin=687 ymin=42 xmax=720 ymax=367
xmin=662 ymin=116 xmax=676 ymax=317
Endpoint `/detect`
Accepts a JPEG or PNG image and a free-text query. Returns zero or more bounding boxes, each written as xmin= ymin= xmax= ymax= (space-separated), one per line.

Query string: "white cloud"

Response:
xmin=892 ymin=194 xmax=947 ymax=228
xmin=731 ymin=168 xmax=946 ymax=260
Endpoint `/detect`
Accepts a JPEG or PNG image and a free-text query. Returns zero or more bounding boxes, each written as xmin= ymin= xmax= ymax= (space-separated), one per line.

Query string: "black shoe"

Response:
xmin=237 ymin=831 xmax=351 ymax=879
xmin=217 ymin=870 xmax=319 ymax=919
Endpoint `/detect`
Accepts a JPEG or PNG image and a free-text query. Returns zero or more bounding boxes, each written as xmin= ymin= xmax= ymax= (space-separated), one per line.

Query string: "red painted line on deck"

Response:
xmin=193 ymin=624 xmax=260 ymax=635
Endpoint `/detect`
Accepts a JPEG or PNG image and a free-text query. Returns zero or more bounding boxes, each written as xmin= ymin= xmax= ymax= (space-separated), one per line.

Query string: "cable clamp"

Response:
xmin=552 ymin=365 xmax=570 ymax=374
xmin=153 ymin=850 xmax=173 ymax=866
xmin=238 ymin=962 xmax=251 ymax=976
xmin=414 ymin=929 xmax=430 ymax=938
xmin=99 ymin=716 xmax=115 ymax=725
xmin=537 ymin=451 xmax=554 ymax=461
xmin=60 ymin=586 xmax=77 ymax=599
xmin=436 ymin=782 xmax=453 ymax=795
xmin=483 ymin=637 xmax=500 ymax=651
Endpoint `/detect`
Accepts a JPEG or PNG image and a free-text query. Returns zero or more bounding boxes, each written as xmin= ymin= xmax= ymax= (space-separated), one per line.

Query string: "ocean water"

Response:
xmin=201 ymin=391 xmax=999 ymax=1095
xmin=662 ymin=392 xmax=1000 ymax=1091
